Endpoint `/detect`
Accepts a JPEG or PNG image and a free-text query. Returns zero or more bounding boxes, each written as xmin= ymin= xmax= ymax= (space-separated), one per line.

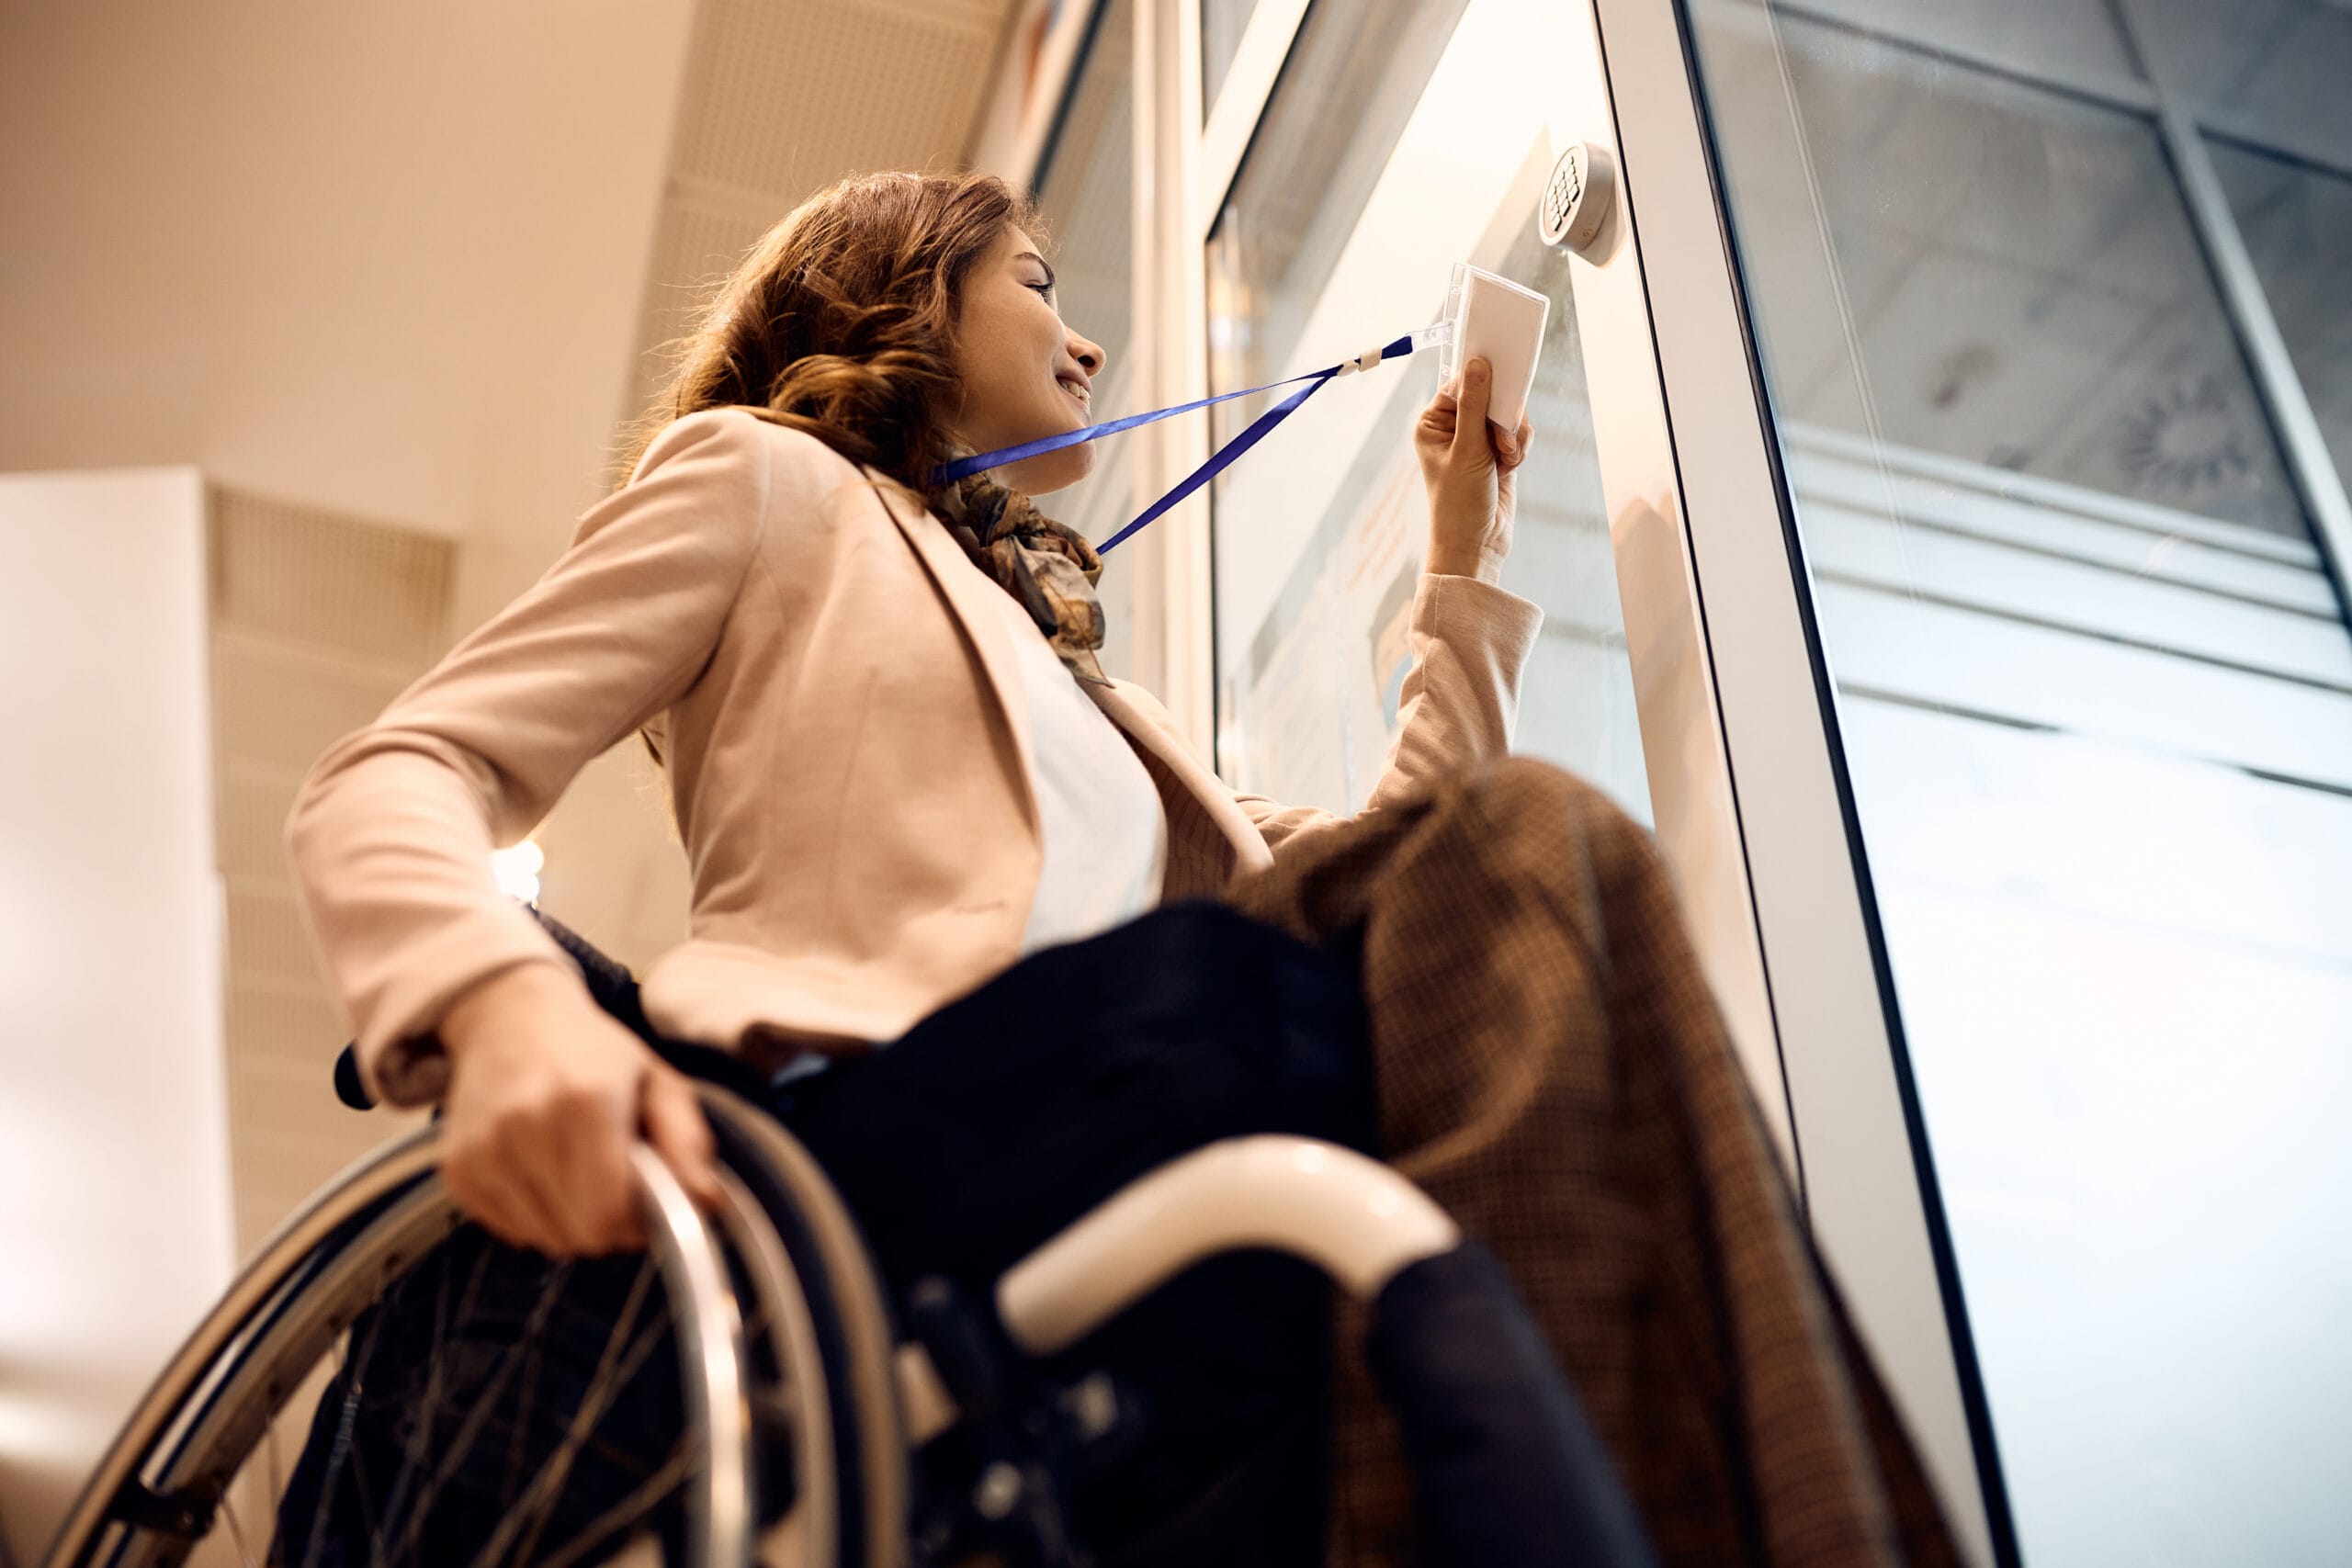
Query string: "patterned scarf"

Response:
xmin=934 ymin=474 xmax=1110 ymax=686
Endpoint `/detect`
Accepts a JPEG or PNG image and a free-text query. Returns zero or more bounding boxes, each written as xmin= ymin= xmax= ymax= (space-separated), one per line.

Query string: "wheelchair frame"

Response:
xmin=43 ymin=1087 xmax=1479 ymax=1568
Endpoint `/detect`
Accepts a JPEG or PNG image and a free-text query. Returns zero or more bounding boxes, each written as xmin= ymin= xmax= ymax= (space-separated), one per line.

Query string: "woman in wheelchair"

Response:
xmin=53 ymin=172 xmax=1962 ymax=1568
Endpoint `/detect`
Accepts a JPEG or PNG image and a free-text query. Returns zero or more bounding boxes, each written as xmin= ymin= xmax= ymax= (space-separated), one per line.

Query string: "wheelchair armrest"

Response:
xmin=995 ymin=1135 xmax=1458 ymax=1357
xmin=996 ymin=1135 xmax=1658 ymax=1567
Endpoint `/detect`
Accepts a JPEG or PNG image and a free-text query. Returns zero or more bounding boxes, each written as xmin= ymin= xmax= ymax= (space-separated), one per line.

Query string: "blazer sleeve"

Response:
xmin=1234 ymin=572 xmax=1544 ymax=853
xmin=284 ymin=409 xmax=774 ymax=1107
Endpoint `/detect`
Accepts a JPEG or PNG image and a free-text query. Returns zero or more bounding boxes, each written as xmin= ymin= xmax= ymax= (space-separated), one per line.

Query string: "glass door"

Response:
xmin=1182 ymin=0 xmax=1801 ymax=1165
xmin=1165 ymin=0 xmax=2000 ymax=1557
xmin=1203 ymin=0 xmax=1649 ymax=824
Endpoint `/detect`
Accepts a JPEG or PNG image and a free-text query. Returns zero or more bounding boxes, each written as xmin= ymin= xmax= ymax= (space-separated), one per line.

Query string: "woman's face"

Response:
xmin=946 ymin=225 xmax=1106 ymax=495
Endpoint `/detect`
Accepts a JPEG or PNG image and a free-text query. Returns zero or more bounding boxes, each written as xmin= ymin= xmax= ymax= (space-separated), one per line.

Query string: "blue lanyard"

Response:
xmin=932 ymin=321 xmax=1453 ymax=554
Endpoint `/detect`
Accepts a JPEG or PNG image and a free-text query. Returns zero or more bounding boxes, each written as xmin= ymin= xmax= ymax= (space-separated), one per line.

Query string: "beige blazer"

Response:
xmin=286 ymin=408 xmax=1544 ymax=1107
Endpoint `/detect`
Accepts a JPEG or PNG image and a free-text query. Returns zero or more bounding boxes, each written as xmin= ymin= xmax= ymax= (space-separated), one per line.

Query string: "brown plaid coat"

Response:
xmin=1216 ymin=757 xmax=1965 ymax=1568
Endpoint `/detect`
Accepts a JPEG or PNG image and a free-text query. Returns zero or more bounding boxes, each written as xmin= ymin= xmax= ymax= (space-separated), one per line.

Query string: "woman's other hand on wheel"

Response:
xmin=1414 ymin=355 xmax=1533 ymax=585
xmin=435 ymin=964 xmax=724 ymax=1258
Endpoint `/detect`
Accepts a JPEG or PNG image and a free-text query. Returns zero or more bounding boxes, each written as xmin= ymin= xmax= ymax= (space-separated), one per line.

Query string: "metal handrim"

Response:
xmin=43 ymin=1091 xmax=797 ymax=1568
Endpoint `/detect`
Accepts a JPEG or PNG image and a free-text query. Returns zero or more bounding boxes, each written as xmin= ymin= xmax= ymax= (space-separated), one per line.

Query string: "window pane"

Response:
xmin=2133 ymin=0 xmax=2352 ymax=167
xmin=1204 ymin=0 xmax=1469 ymax=447
xmin=1690 ymin=2 xmax=2352 ymax=1561
xmin=1203 ymin=0 xmax=1649 ymax=823
xmin=1758 ymin=0 xmax=2138 ymax=84
xmin=2209 ymin=137 xmax=2352 ymax=491
xmin=1033 ymin=0 xmax=1137 ymax=678
xmin=1709 ymin=8 xmax=2307 ymax=535
xmin=1199 ymin=0 xmax=1258 ymax=120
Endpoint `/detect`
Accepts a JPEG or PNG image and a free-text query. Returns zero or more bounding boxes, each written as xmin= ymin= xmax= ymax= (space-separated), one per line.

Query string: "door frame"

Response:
xmin=1586 ymin=0 xmax=2027 ymax=1556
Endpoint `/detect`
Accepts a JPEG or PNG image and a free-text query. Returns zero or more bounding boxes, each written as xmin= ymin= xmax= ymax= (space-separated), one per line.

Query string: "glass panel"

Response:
xmin=1203 ymin=0 xmax=1650 ymax=823
xmin=1199 ymin=0 xmax=1258 ymax=120
xmin=2132 ymin=0 xmax=2352 ymax=166
xmin=2208 ymin=138 xmax=2352 ymax=488
xmin=1766 ymin=0 xmax=2139 ymax=84
xmin=1689 ymin=2 xmax=2352 ymax=1562
xmin=1033 ymin=0 xmax=1138 ymax=678
xmin=1204 ymin=0 xmax=1470 ymax=447
xmin=1702 ymin=6 xmax=2306 ymax=535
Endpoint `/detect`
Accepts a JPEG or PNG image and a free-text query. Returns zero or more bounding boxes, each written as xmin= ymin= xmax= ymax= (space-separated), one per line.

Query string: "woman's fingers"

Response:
xmin=1450 ymin=358 xmax=1493 ymax=457
xmin=643 ymin=1066 xmax=724 ymax=1213
xmin=454 ymin=1073 xmax=691 ymax=1259
xmin=1417 ymin=390 xmax=1458 ymax=447
xmin=432 ymin=977 xmax=727 ymax=1258
xmin=548 ymin=1081 xmax=649 ymax=1254
xmin=1497 ymin=414 xmax=1534 ymax=468
xmin=445 ymin=1137 xmax=574 ymax=1256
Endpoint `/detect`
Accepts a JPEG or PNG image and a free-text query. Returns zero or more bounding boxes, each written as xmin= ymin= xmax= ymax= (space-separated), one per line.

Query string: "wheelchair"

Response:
xmin=44 ymin=908 xmax=1657 ymax=1568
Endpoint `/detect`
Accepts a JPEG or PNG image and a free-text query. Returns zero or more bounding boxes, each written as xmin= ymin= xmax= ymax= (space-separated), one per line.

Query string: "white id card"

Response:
xmin=1438 ymin=262 xmax=1548 ymax=433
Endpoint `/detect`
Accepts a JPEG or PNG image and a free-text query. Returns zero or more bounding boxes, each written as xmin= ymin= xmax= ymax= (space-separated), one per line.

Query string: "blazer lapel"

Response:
xmin=869 ymin=474 xmax=1040 ymax=836
xmin=1087 ymin=680 xmax=1275 ymax=882
xmin=867 ymin=472 xmax=1265 ymax=888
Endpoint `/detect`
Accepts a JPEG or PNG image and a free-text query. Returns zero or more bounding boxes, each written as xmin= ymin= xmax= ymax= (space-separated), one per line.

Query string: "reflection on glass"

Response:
xmin=1203 ymin=0 xmax=1648 ymax=823
xmin=2131 ymin=0 xmax=2352 ymax=162
xmin=1205 ymin=0 xmax=1470 ymax=446
xmin=1708 ymin=8 xmax=2306 ymax=535
xmin=2208 ymin=138 xmax=2352 ymax=485
xmin=1033 ymin=0 xmax=1138 ymax=678
xmin=1199 ymin=0 xmax=1258 ymax=121
xmin=1690 ymin=1 xmax=2352 ymax=1561
xmin=1758 ymin=0 xmax=2139 ymax=84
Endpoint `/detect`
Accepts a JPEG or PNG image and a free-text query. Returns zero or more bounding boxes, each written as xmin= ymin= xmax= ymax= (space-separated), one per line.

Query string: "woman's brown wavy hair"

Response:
xmin=613 ymin=168 xmax=1046 ymax=779
xmin=613 ymin=169 xmax=1046 ymax=493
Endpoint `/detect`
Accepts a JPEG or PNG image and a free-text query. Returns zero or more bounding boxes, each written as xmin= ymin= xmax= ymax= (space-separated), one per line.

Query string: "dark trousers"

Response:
xmin=278 ymin=899 xmax=1376 ymax=1564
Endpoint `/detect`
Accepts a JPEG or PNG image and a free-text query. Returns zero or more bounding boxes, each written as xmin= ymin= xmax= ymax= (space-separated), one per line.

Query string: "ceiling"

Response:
xmin=616 ymin=0 xmax=1030 ymax=460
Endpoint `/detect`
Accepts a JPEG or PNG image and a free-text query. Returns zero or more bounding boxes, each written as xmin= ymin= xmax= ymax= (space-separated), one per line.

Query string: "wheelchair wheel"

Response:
xmin=41 ymin=1084 xmax=908 ymax=1568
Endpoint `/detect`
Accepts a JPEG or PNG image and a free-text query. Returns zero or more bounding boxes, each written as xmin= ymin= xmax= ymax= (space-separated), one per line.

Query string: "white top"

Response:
xmin=987 ymin=590 xmax=1168 ymax=953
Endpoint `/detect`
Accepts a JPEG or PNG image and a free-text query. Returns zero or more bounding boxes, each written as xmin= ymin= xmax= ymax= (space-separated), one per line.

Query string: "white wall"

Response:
xmin=0 ymin=0 xmax=705 ymax=983
xmin=0 ymin=2 xmax=1033 ymax=1550
xmin=0 ymin=468 xmax=238 ymax=1565
xmin=0 ymin=7 xmax=699 ymax=1550
xmin=0 ymin=1 xmax=694 ymax=566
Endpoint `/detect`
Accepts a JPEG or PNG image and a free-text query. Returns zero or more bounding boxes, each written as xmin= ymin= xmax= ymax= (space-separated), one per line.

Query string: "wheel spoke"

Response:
xmin=476 ymin=1260 xmax=668 ymax=1568
xmin=295 ymin=1298 xmax=390 ymax=1568
xmin=59 ymin=1092 xmax=834 ymax=1568
xmin=501 ymin=1300 xmax=550 ymax=1505
xmin=368 ymin=1236 xmax=481 ymax=1549
xmin=221 ymin=1485 xmax=258 ymax=1568
xmin=529 ymin=1447 xmax=694 ymax=1568
xmin=379 ymin=1254 xmax=582 ymax=1565
xmin=341 ymin=1393 xmax=383 ymax=1566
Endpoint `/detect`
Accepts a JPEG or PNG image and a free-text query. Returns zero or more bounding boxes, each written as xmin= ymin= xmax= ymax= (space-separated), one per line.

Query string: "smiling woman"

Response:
xmin=938 ymin=228 xmax=1107 ymax=496
xmin=276 ymin=158 xmax=1954 ymax=1565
